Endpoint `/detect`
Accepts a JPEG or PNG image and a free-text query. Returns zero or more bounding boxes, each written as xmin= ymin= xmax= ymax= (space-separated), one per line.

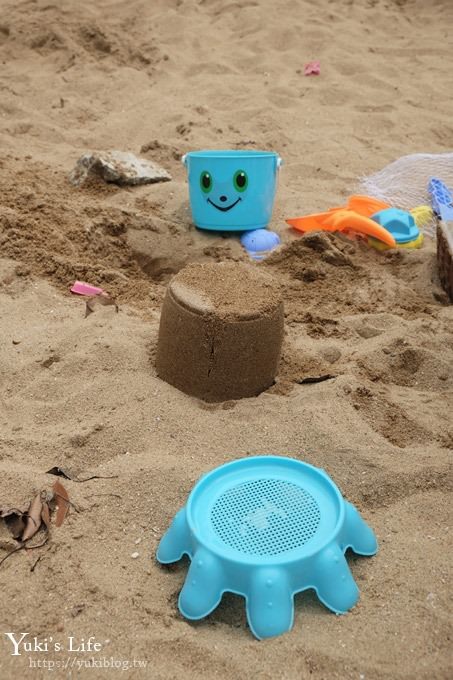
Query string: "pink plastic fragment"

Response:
xmin=70 ymin=281 xmax=105 ymax=297
xmin=304 ymin=61 xmax=320 ymax=76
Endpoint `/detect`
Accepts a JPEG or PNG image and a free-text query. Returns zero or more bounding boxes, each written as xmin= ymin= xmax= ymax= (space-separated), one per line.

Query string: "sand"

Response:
xmin=0 ymin=0 xmax=452 ymax=678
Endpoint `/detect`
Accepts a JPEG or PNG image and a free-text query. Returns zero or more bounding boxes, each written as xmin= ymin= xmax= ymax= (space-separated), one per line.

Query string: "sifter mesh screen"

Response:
xmin=210 ymin=478 xmax=321 ymax=556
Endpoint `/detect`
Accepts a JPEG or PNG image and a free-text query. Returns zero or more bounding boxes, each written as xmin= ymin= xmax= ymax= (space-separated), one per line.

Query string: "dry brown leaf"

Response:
xmin=85 ymin=294 xmax=119 ymax=318
xmin=22 ymin=493 xmax=43 ymax=542
xmin=53 ymin=481 xmax=70 ymax=527
xmin=46 ymin=466 xmax=118 ymax=483
xmin=40 ymin=500 xmax=50 ymax=530
xmin=0 ymin=486 xmax=58 ymax=569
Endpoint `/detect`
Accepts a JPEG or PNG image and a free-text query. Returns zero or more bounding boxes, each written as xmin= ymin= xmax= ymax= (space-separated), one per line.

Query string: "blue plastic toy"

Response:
xmin=371 ymin=207 xmax=421 ymax=245
xmin=428 ymin=178 xmax=453 ymax=221
xmin=156 ymin=456 xmax=378 ymax=640
xmin=182 ymin=150 xmax=282 ymax=232
xmin=240 ymin=229 xmax=281 ymax=260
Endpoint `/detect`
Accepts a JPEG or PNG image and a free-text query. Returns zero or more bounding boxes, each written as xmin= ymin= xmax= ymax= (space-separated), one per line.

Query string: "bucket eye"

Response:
xmin=200 ymin=171 xmax=212 ymax=194
xmin=233 ymin=170 xmax=248 ymax=192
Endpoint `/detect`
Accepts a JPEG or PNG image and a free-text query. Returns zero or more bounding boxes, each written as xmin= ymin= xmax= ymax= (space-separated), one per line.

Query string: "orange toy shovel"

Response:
xmin=286 ymin=195 xmax=396 ymax=248
xmin=347 ymin=195 xmax=390 ymax=216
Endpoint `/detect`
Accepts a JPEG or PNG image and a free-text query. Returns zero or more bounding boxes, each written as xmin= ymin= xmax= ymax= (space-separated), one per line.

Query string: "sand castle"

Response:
xmin=156 ymin=262 xmax=284 ymax=402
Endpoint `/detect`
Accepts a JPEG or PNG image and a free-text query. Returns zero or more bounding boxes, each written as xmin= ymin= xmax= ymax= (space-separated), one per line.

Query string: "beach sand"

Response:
xmin=0 ymin=0 xmax=452 ymax=678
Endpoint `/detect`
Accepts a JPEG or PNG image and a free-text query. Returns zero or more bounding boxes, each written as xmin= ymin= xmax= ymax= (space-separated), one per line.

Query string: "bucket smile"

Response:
xmin=207 ymin=197 xmax=241 ymax=212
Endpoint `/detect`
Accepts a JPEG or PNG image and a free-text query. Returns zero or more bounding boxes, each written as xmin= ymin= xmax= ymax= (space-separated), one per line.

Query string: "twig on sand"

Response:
xmin=0 ymin=536 xmax=49 ymax=569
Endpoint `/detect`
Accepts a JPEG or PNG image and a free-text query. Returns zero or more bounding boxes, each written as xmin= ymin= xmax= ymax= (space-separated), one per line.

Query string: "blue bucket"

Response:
xmin=182 ymin=150 xmax=282 ymax=231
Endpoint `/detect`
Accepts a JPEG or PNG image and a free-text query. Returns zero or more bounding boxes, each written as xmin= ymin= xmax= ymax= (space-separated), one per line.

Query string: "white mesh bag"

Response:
xmin=357 ymin=152 xmax=453 ymax=236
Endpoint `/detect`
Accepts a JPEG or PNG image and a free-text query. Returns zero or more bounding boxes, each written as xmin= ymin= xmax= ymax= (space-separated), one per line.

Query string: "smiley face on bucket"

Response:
xmin=199 ymin=169 xmax=248 ymax=212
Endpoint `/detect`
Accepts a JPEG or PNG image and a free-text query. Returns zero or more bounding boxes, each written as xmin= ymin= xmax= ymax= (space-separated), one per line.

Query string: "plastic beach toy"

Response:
xmin=368 ymin=208 xmax=423 ymax=251
xmin=240 ymin=229 xmax=281 ymax=260
xmin=70 ymin=281 xmax=105 ymax=296
xmin=410 ymin=205 xmax=434 ymax=229
xmin=428 ymin=177 xmax=453 ymax=221
xmin=182 ymin=150 xmax=282 ymax=231
xmin=346 ymin=195 xmax=390 ymax=216
xmin=156 ymin=456 xmax=378 ymax=640
xmin=286 ymin=195 xmax=396 ymax=247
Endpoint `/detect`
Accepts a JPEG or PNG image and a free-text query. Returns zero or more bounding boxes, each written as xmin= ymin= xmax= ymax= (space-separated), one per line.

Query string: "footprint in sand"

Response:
xmin=357 ymin=342 xmax=453 ymax=392
xmin=349 ymin=385 xmax=431 ymax=449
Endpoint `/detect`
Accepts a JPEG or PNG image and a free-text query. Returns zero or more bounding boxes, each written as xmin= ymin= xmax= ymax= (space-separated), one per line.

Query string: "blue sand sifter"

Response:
xmin=156 ymin=456 xmax=378 ymax=640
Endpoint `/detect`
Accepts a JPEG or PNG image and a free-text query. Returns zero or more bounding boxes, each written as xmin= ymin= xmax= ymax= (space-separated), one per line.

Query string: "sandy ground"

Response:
xmin=0 ymin=0 xmax=452 ymax=678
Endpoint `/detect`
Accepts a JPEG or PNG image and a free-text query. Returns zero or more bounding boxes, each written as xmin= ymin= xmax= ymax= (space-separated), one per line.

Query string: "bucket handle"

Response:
xmin=181 ymin=154 xmax=187 ymax=166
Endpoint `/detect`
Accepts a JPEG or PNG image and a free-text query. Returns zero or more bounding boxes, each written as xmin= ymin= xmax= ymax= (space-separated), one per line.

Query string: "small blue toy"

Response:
xmin=371 ymin=208 xmax=420 ymax=244
xmin=369 ymin=207 xmax=423 ymax=250
xmin=240 ymin=229 xmax=281 ymax=260
xmin=156 ymin=456 xmax=378 ymax=640
xmin=182 ymin=150 xmax=282 ymax=232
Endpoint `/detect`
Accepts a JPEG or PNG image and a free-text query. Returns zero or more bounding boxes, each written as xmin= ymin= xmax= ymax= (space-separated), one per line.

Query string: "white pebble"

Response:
xmin=131 ymin=552 xmax=140 ymax=559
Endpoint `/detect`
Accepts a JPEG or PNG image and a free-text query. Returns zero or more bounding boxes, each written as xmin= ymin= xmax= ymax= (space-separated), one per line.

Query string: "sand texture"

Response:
xmin=0 ymin=0 xmax=452 ymax=678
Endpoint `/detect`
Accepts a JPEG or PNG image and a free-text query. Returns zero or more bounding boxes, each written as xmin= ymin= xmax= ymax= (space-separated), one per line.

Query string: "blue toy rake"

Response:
xmin=157 ymin=456 xmax=377 ymax=639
